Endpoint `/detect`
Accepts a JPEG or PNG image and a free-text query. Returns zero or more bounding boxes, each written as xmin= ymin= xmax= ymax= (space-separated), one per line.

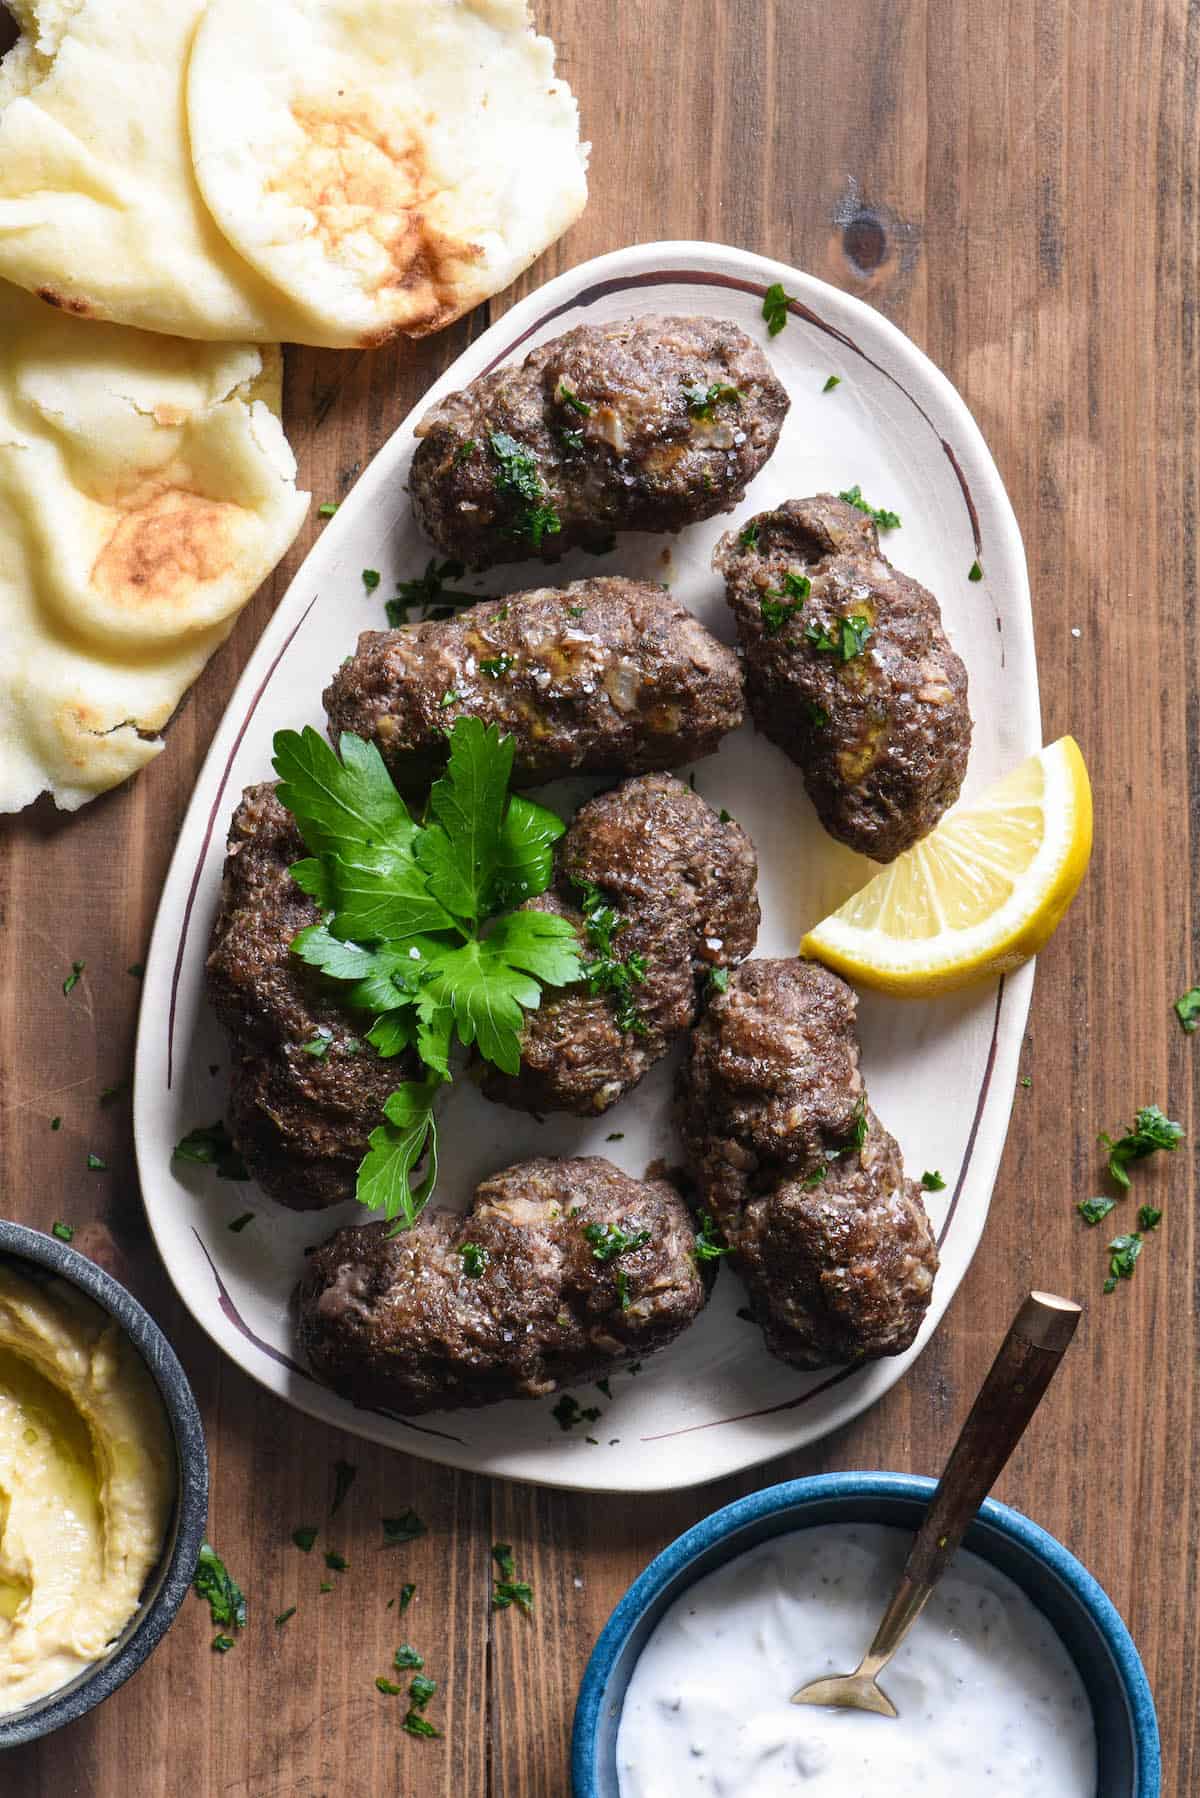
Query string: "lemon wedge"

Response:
xmin=800 ymin=737 xmax=1093 ymax=996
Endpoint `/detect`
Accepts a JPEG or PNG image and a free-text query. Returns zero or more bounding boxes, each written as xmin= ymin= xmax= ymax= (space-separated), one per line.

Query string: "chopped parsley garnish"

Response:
xmin=694 ymin=1213 xmax=731 ymax=1261
xmin=458 ymin=1242 xmax=488 ymax=1277
xmin=62 ymin=960 xmax=84 ymax=996
xmin=318 ymin=501 xmax=339 ymax=517
xmin=324 ymin=1551 xmax=349 ymax=1573
xmin=455 ymin=439 xmax=477 ymax=463
xmin=362 ymin=569 xmax=381 ymax=590
xmin=577 ymin=882 xmax=648 ymax=1035
xmin=274 ymin=718 xmax=582 ymax=1228
xmin=275 ymin=1606 xmax=297 ymax=1627
xmin=683 ymin=380 xmax=741 ymax=420
xmin=403 ymin=1712 xmax=441 ymax=1739
xmin=173 ymin=1121 xmax=249 ymax=1181
xmin=1104 ymin=1232 xmax=1144 ymax=1293
xmin=551 ymin=1393 xmax=601 ymax=1432
xmin=193 ymin=1543 xmax=246 ymax=1634
xmin=213 ymin=1635 xmax=235 ymax=1653
xmin=616 ymin=1268 xmax=633 ymax=1311
xmin=921 ymin=1170 xmax=947 ymax=1192
xmin=805 ymin=613 xmax=873 ymax=661
xmin=762 ymin=282 xmax=796 ymax=336
xmin=382 ymin=1509 xmax=427 ymax=1547
xmin=804 ymin=1097 xmax=868 ymax=1188
xmin=760 ymin=571 xmax=812 ymax=635
xmin=376 ymin=1677 xmax=404 ymax=1696
xmin=399 ymin=1583 xmax=416 ymax=1611
xmin=822 ymin=374 xmax=841 ymax=393
xmin=440 ymin=689 xmax=461 ymax=708
xmin=1174 ymin=987 xmax=1200 ymax=1033
xmin=385 ymin=557 xmax=474 ymax=626
xmin=51 ymin=1220 xmax=74 ymax=1242
xmin=1138 ymin=1204 xmax=1164 ymax=1232
xmin=86 ymin=1153 xmax=106 ymax=1171
xmin=582 ymin=1221 xmax=651 ymax=1262
xmin=50 ymin=1116 xmax=61 ymax=1131
xmin=838 ymin=485 xmax=901 ymax=530
xmin=718 ymin=807 xmax=732 ymax=823
xmin=127 ymin=962 xmax=145 ymax=979
xmin=227 ymin=1211 xmax=254 ymax=1232
xmin=1078 ymin=1197 xmax=1116 ymax=1226
xmin=738 ymin=521 xmax=760 ymax=551
xmin=409 ymin=1673 xmax=437 ymax=1709
xmin=1020 ymin=1075 xmax=1033 ymax=1088
xmin=491 ymin=1543 xmax=534 ymax=1614
xmin=559 ymin=427 xmax=585 ymax=453
xmin=708 ymin=967 xmax=730 ymax=995
xmin=300 ymin=1027 xmax=333 ymax=1057
xmin=478 ymin=654 xmax=514 ymax=679
xmin=968 ymin=559 xmax=984 ymax=582
xmin=292 ymin=1527 xmax=318 ymax=1553
xmin=1100 ymin=1105 xmax=1184 ymax=1188
xmin=330 ymin=1459 xmax=357 ymax=1516
xmin=606 ymin=1131 xmax=624 ymax=1142
xmin=488 ymin=431 xmax=561 ymax=549
xmin=558 ymin=381 xmax=592 ymax=417
xmin=394 ymin=1644 xmax=424 ymax=1670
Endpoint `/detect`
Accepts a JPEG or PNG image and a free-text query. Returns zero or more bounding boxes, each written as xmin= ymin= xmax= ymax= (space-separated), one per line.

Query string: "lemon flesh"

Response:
xmin=801 ymin=737 xmax=1093 ymax=996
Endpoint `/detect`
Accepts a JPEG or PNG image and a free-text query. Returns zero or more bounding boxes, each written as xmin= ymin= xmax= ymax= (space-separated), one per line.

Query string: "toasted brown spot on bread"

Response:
xmin=270 ymin=97 xmax=483 ymax=336
xmin=36 ymin=287 xmax=91 ymax=315
xmin=90 ymin=487 xmax=240 ymax=611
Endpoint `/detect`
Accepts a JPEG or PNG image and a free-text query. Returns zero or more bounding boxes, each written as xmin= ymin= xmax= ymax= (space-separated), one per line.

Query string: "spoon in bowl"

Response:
xmin=792 ymin=1288 xmax=1082 ymax=1718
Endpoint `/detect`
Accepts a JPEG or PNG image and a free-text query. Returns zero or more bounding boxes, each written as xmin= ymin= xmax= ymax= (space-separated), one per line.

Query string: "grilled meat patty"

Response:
xmin=206 ymin=782 xmax=410 ymax=1211
xmin=678 ymin=958 xmax=938 ymax=1368
xmin=409 ymin=315 xmax=790 ymax=568
xmin=296 ymin=1156 xmax=708 ymax=1413
xmin=323 ymin=578 xmax=744 ymax=791
xmin=483 ymin=773 xmax=760 ymax=1116
xmin=715 ymin=496 xmax=971 ymax=862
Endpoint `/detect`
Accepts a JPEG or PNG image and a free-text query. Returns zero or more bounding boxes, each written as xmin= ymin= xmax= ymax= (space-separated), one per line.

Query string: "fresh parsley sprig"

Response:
xmin=762 ymin=282 xmax=797 ymax=336
xmin=1100 ymin=1105 xmax=1183 ymax=1189
xmin=838 ymin=484 xmax=902 ymax=531
xmin=273 ymin=719 xmax=582 ymax=1229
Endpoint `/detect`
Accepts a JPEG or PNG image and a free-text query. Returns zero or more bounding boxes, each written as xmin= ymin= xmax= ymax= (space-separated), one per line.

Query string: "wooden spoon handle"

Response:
xmin=863 ymin=1290 xmax=1082 ymax=1669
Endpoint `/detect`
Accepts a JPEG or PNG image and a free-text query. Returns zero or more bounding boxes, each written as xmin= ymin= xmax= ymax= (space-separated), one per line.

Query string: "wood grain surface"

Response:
xmin=1 ymin=1 xmax=1197 ymax=1792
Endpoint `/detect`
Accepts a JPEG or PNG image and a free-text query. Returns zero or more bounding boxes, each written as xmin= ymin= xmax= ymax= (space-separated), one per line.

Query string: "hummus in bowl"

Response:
xmin=0 ymin=1221 xmax=207 ymax=1747
xmin=0 ymin=1265 xmax=174 ymax=1715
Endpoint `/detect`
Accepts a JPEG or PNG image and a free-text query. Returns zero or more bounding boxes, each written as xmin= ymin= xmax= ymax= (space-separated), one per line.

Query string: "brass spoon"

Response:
xmin=792 ymin=1289 xmax=1082 ymax=1718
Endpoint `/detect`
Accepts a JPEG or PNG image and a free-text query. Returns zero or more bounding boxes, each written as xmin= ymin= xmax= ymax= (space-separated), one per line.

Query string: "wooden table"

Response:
xmin=2 ymin=1 xmax=1197 ymax=1791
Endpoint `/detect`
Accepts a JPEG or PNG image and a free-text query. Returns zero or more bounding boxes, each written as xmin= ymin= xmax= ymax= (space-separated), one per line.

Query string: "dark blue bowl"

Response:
xmin=0 ymin=1221 xmax=208 ymax=1747
xmin=572 ymin=1473 xmax=1159 ymax=1797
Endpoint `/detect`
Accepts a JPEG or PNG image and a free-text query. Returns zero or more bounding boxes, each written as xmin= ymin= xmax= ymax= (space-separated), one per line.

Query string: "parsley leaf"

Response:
xmin=1174 ymin=987 xmax=1200 ymax=1033
xmin=762 ymin=282 xmax=796 ymax=336
xmin=383 ymin=1510 xmax=427 ymax=1547
xmin=551 ymin=1393 xmax=600 ymax=1432
xmin=358 ymin=1080 xmax=441 ymax=1230
xmin=227 ymin=1211 xmax=254 ymax=1233
xmin=324 ymin=1551 xmax=349 ymax=1572
xmin=577 ymin=882 xmax=648 ymax=1035
xmin=1100 ymin=1105 xmax=1184 ymax=1189
xmin=683 ymin=381 xmax=741 ymax=420
xmin=458 ymin=1242 xmax=488 ymax=1277
xmin=494 ymin=793 xmax=566 ymax=907
xmin=409 ymin=1673 xmax=437 ymax=1709
xmin=51 ymin=1220 xmax=74 ymax=1242
xmin=488 ymin=431 xmax=561 ymax=549
xmin=921 ymin=1170 xmax=947 ymax=1192
xmin=173 ymin=1123 xmax=248 ymax=1181
xmin=694 ymin=1213 xmax=731 ymax=1261
xmin=838 ymin=484 xmax=901 ymax=531
xmin=394 ymin=1643 xmax=425 ymax=1670
xmin=386 ymin=558 xmax=474 ymax=627
xmin=362 ymin=568 xmax=381 ymax=590
xmin=760 ymin=571 xmax=812 ymax=635
xmin=403 ymin=1712 xmax=441 ymax=1739
xmin=193 ymin=1543 xmax=246 ymax=1633
xmin=398 ymin=1583 xmax=416 ymax=1611
xmin=557 ymin=380 xmax=592 ymax=417
xmin=376 ymin=1676 xmax=404 ymax=1696
xmin=1138 ymin=1204 xmax=1163 ymax=1232
xmin=1104 ymin=1232 xmax=1144 ymax=1292
xmin=822 ymin=374 xmax=841 ymax=393
xmin=274 ymin=726 xmax=415 ymax=865
xmin=275 ymin=1606 xmax=297 ymax=1627
xmin=491 ymin=1543 xmax=534 ymax=1614
xmin=583 ymin=1221 xmax=651 ymax=1262
xmin=417 ymin=718 xmax=514 ymax=921
xmin=292 ymin=1526 xmax=318 ymax=1552
xmin=1077 ymin=1197 xmax=1116 ymax=1226
xmin=708 ymin=967 xmax=730 ymax=996
xmin=62 ymin=960 xmax=84 ymax=996
xmin=968 ymin=559 xmax=984 ymax=582
xmin=805 ymin=614 xmax=873 ymax=661
xmin=738 ymin=521 xmax=760 ymax=550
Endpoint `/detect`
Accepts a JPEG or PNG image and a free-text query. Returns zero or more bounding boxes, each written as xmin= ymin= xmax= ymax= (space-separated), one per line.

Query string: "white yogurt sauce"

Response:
xmin=617 ymin=1523 xmax=1097 ymax=1798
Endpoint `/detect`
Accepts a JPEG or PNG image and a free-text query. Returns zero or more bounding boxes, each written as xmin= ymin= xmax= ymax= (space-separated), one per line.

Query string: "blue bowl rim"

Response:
xmin=572 ymin=1471 xmax=1159 ymax=1796
xmin=0 ymin=1219 xmax=209 ymax=1748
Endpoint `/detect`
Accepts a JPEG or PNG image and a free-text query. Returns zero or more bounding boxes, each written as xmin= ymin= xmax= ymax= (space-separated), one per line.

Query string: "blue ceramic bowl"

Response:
xmin=573 ymin=1473 xmax=1159 ymax=1797
xmin=0 ymin=1220 xmax=208 ymax=1747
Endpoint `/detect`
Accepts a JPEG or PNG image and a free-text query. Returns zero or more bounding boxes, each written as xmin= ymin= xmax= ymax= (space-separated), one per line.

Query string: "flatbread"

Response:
xmin=0 ymin=280 xmax=310 ymax=811
xmin=0 ymin=0 xmax=321 ymax=340
xmin=187 ymin=0 xmax=589 ymax=349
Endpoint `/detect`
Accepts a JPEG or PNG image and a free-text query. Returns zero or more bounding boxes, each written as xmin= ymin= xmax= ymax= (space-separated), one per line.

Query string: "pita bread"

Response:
xmin=0 ymin=0 xmax=322 ymax=340
xmin=187 ymin=0 xmax=588 ymax=348
xmin=0 ymin=280 xmax=309 ymax=811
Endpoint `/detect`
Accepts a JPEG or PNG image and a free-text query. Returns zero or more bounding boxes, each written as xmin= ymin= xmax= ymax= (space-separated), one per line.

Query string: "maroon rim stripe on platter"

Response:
xmin=640 ymin=975 xmax=1008 ymax=1442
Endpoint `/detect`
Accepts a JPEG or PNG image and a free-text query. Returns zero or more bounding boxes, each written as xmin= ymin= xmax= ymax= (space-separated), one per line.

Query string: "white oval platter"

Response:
xmin=134 ymin=240 xmax=1039 ymax=1494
